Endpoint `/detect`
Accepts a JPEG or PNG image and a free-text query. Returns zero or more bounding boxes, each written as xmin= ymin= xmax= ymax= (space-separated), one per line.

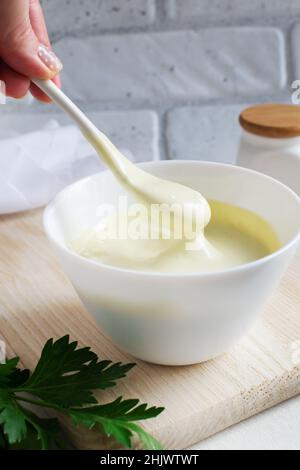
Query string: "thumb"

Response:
xmin=0 ymin=0 xmax=62 ymax=80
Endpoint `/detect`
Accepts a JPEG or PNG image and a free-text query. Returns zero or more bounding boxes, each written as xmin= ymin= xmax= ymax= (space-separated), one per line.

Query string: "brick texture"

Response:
xmin=2 ymin=1 xmax=294 ymax=167
xmin=55 ymin=28 xmax=285 ymax=103
xmin=0 ymin=111 xmax=159 ymax=162
xmin=292 ymin=23 xmax=300 ymax=82
xmin=167 ymin=0 xmax=300 ymax=26
xmin=166 ymin=104 xmax=246 ymax=164
xmin=41 ymin=0 xmax=156 ymax=38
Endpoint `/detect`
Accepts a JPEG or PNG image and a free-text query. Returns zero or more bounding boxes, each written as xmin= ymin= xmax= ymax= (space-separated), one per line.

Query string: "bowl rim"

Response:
xmin=44 ymin=160 xmax=300 ymax=279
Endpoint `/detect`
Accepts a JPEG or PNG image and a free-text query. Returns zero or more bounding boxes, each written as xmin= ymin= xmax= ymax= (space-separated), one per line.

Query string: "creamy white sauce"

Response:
xmin=71 ymin=200 xmax=280 ymax=273
xmin=71 ymin=131 xmax=279 ymax=273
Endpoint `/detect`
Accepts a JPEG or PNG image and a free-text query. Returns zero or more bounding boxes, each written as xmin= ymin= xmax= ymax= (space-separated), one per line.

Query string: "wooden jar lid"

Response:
xmin=239 ymin=104 xmax=300 ymax=138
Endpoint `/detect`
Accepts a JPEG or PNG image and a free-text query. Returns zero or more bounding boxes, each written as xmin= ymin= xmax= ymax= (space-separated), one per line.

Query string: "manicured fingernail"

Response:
xmin=0 ymin=80 xmax=6 ymax=104
xmin=37 ymin=44 xmax=63 ymax=73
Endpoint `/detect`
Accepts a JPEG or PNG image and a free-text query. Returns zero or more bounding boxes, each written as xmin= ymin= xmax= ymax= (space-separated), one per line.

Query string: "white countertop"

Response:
xmin=190 ymin=394 xmax=300 ymax=450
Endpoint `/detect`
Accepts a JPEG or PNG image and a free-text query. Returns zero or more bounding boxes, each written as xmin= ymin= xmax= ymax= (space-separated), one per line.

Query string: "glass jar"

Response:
xmin=237 ymin=104 xmax=300 ymax=196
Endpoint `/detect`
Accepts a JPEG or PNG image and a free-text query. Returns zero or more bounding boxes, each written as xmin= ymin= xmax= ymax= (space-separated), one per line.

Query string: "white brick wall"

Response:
xmin=167 ymin=1 xmax=300 ymax=26
xmin=166 ymin=104 xmax=247 ymax=164
xmin=0 ymin=111 xmax=159 ymax=162
xmin=40 ymin=0 xmax=156 ymax=38
xmin=55 ymin=28 xmax=285 ymax=103
xmin=292 ymin=24 xmax=300 ymax=81
xmin=5 ymin=1 xmax=298 ymax=165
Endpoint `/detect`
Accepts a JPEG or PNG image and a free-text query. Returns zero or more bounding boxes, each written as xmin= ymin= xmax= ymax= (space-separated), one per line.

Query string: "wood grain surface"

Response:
xmin=0 ymin=209 xmax=300 ymax=450
xmin=239 ymin=104 xmax=300 ymax=138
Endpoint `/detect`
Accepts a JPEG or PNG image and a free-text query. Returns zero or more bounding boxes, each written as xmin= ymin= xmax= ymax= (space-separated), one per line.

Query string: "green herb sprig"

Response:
xmin=0 ymin=335 xmax=164 ymax=450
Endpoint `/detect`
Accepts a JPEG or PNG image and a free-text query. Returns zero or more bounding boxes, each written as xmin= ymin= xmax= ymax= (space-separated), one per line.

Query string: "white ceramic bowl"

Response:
xmin=44 ymin=161 xmax=300 ymax=366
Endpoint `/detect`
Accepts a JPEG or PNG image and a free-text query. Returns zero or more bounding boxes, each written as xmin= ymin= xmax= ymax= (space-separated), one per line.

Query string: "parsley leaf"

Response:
xmin=18 ymin=336 xmax=135 ymax=407
xmin=21 ymin=410 xmax=65 ymax=450
xmin=0 ymin=336 xmax=164 ymax=450
xmin=0 ymin=389 xmax=27 ymax=444
xmin=0 ymin=358 xmax=19 ymax=386
xmin=0 ymin=357 xmax=30 ymax=388
xmin=70 ymin=397 xmax=164 ymax=449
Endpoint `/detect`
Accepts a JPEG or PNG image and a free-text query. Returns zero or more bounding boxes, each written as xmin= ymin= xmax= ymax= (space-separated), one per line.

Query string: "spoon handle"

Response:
xmin=32 ymin=79 xmax=129 ymax=179
xmin=32 ymin=78 xmax=99 ymax=136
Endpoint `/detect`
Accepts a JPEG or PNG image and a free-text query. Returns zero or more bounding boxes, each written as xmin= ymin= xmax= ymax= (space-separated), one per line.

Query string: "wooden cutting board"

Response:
xmin=1 ymin=209 xmax=300 ymax=450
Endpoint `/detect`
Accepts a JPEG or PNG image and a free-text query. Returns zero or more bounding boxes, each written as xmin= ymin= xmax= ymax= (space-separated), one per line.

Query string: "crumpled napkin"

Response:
xmin=0 ymin=119 xmax=120 ymax=215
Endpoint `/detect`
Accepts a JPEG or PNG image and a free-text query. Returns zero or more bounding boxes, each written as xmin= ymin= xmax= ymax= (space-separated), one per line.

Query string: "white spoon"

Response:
xmin=32 ymin=79 xmax=211 ymax=228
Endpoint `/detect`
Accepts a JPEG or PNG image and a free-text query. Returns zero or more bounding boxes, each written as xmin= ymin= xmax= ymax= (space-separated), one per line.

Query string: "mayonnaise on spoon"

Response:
xmin=32 ymin=79 xmax=212 ymax=261
xmin=87 ymin=128 xmax=211 ymax=226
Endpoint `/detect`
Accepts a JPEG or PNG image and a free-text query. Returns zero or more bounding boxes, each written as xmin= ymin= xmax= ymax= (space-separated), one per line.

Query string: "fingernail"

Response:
xmin=37 ymin=44 xmax=63 ymax=73
xmin=0 ymin=80 xmax=6 ymax=104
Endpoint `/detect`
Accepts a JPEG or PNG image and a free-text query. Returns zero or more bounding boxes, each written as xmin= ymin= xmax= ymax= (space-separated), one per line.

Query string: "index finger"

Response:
xmin=29 ymin=0 xmax=61 ymax=102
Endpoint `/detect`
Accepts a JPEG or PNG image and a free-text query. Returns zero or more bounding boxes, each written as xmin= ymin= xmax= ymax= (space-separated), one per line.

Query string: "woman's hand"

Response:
xmin=0 ymin=0 xmax=62 ymax=102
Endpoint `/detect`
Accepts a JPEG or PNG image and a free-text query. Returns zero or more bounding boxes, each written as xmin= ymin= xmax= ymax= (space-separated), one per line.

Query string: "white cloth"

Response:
xmin=0 ymin=120 xmax=104 ymax=214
